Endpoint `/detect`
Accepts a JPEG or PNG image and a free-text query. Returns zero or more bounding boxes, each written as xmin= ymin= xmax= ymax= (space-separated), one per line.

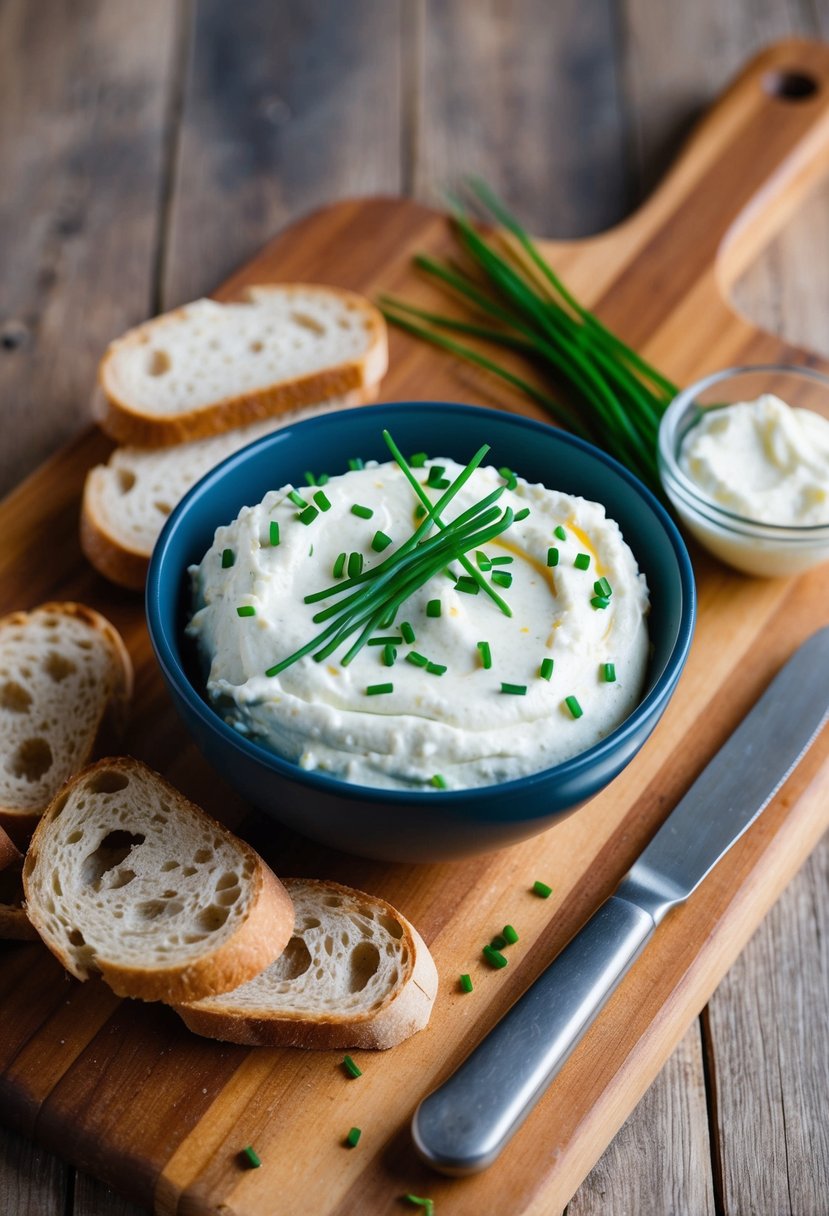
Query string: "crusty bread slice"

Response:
xmin=0 ymin=823 xmax=35 ymax=941
xmin=22 ymin=758 xmax=295 ymax=1003
xmin=98 ymin=285 xmax=388 ymax=446
xmin=176 ymin=878 xmax=438 ymax=1050
xmin=81 ymin=391 xmax=368 ymax=591
xmin=0 ymin=603 xmax=133 ymax=846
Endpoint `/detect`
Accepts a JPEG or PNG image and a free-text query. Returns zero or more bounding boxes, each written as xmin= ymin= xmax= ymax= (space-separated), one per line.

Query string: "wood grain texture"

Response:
xmin=0 ymin=1129 xmax=66 ymax=1216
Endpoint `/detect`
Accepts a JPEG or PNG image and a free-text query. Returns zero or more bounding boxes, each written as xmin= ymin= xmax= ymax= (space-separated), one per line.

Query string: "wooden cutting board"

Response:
xmin=2 ymin=39 xmax=829 ymax=1216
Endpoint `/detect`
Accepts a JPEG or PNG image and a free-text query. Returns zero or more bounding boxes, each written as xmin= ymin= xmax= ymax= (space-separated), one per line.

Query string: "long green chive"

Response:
xmin=426 ymin=599 xmax=441 ymax=618
xmin=455 ymin=576 xmax=479 ymax=595
xmin=477 ymin=641 xmax=492 ymax=669
xmin=401 ymin=621 xmax=415 ymax=644
xmin=554 ymin=525 xmax=567 ymax=541
xmin=574 ymin=552 xmax=591 ymax=570
xmin=499 ymin=466 xmax=518 ymax=490
xmin=539 ymin=657 xmax=554 ymax=681
xmin=501 ymin=682 xmax=527 ymax=695
xmin=347 ymin=552 xmax=363 ymax=579
xmin=236 ymin=605 xmax=256 ymax=617
xmin=383 ymin=644 xmax=397 ymax=667
xmin=269 ymin=522 xmax=280 ymax=547
xmin=288 ymin=489 xmax=306 ymax=508
xmin=565 ymin=695 xmax=583 ymax=719
xmin=368 ymin=635 xmax=403 ymax=646
xmin=372 ymin=530 xmax=393 ymax=552
xmin=348 ymin=457 xmax=364 ymax=471
xmin=406 ymin=651 xmax=429 ymax=667
xmin=426 ymin=661 xmax=446 ymax=676
xmin=602 ymin=662 xmax=616 ymax=682
xmin=594 ymin=577 xmax=613 ymax=598
xmin=221 ymin=548 xmax=234 ymax=568
xmin=483 ymin=944 xmax=508 ymax=969
xmin=333 ymin=551 xmax=346 ymax=578
xmin=491 ymin=571 xmax=512 ymax=588
xmin=503 ymin=924 xmax=519 ymax=944
xmin=297 ymin=504 xmax=318 ymax=525
xmin=431 ymin=774 xmax=447 ymax=789
xmin=410 ymin=451 xmax=428 ymax=467
xmin=476 ymin=550 xmax=492 ymax=571
xmin=345 ymin=1127 xmax=362 ymax=1148
xmin=404 ymin=1196 xmax=435 ymax=1215
xmin=366 ymin=683 xmax=393 ymax=696
xmin=591 ymin=596 xmax=610 ymax=610
xmin=241 ymin=1146 xmax=261 ymax=1169
xmin=460 ymin=973 xmax=473 ymax=993
xmin=342 ymin=1055 xmax=362 ymax=1078
xmin=533 ymin=879 xmax=553 ymax=898
xmin=314 ymin=490 xmax=331 ymax=512
xmin=351 ymin=503 xmax=373 ymax=519
xmin=490 ymin=555 xmax=513 ymax=565
xmin=547 ymin=547 xmax=559 ymax=567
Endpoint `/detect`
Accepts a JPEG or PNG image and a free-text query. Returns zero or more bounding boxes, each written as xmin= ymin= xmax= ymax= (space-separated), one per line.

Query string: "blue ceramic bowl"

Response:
xmin=147 ymin=402 xmax=695 ymax=862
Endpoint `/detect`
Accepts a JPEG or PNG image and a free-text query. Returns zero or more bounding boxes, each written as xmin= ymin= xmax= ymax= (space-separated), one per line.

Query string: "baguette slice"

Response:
xmin=0 ymin=823 xmax=36 ymax=941
xmin=0 ymin=603 xmax=133 ymax=846
xmin=22 ymin=758 xmax=295 ymax=1003
xmin=176 ymin=878 xmax=438 ymax=1050
xmin=98 ymin=285 xmax=388 ymax=446
xmin=81 ymin=392 xmax=368 ymax=591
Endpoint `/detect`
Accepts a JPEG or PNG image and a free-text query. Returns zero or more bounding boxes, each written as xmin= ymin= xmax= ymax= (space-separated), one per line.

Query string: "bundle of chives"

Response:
xmin=379 ymin=180 xmax=677 ymax=495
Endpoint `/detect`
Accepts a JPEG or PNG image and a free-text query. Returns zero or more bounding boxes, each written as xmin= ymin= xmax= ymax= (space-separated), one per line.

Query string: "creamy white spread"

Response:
xmin=679 ymin=394 xmax=829 ymax=526
xmin=187 ymin=458 xmax=649 ymax=791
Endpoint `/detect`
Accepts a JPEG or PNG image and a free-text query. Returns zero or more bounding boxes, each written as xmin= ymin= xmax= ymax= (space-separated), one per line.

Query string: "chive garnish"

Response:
xmin=366 ymin=683 xmax=393 ymax=696
xmin=503 ymin=924 xmax=519 ymax=944
xmin=368 ymin=635 xmax=403 ymax=646
xmin=574 ymin=552 xmax=591 ymax=570
xmin=426 ymin=661 xmax=446 ymax=676
xmin=406 ymin=651 xmax=429 ymax=667
xmin=455 ymin=576 xmax=479 ymax=595
xmin=514 ymin=507 xmax=530 ymax=521
xmin=314 ymin=490 xmax=331 ymax=512
xmin=288 ymin=489 xmax=306 ymax=508
xmin=241 ymin=1145 xmax=261 ymax=1169
xmin=345 ymin=1127 xmax=362 ymax=1148
xmin=414 ymin=504 xmax=427 ymax=519
xmin=460 ymin=973 xmax=473 ymax=993
xmin=426 ymin=599 xmax=441 ymax=618
xmin=383 ymin=644 xmax=397 ymax=667
xmin=547 ymin=546 xmax=559 ymax=567
xmin=591 ymin=596 xmax=610 ymax=610
xmin=475 ymin=550 xmax=492 ymax=571
xmin=499 ymin=466 xmax=518 ymax=490
xmin=483 ymin=944 xmax=508 ymax=969
xmin=236 ymin=605 xmax=256 ymax=617
xmin=269 ymin=521 xmax=280 ymax=547
xmin=342 ymin=1055 xmax=362 ymax=1078
xmin=348 ymin=457 xmax=364 ymax=470
xmin=333 ymin=551 xmax=347 ymax=578
xmin=554 ymin=525 xmax=567 ymax=541
xmin=501 ymin=682 xmax=527 ymax=695
xmin=477 ymin=641 xmax=492 ymax=669
xmin=431 ymin=774 xmax=448 ymax=789
xmin=372 ymin=530 xmax=393 ymax=552
xmin=304 ymin=471 xmax=317 ymax=486
xmin=490 ymin=556 xmax=513 ymax=565
xmin=539 ymin=657 xmax=554 ymax=681
xmin=602 ymin=662 xmax=616 ymax=682
xmin=410 ymin=451 xmax=428 ymax=467
xmin=221 ymin=548 xmax=234 ymax=568
xmin=491 ymin=934 xmax=507 ymax=951
xmin=318 ymin=473 xmax=329 ymax=485
xmin=491 ymin=571 xmax=512 ymax=588
xmin=565 ymin=695 xmax=583 ymax=719
xmin=297 ymin=504 xmax=319 ymax=525
xmin=401 ymin=621 xmax=415 ymax=644
xmin=351 ymin=503 xmax=373 ymax=519
xmin=594 ymin=576 xmax=613 ymax=598
xmin=444 ymin=567 xmax=458 ymax=581
xmin=426 ymin=464 xmax=447 ymax=487
xmin=347 ymin=552 xmax=363 ymax=578
xmin=404 ymin=1196 xmax=435 ymax=1215
xmin=533 ymin=880 xmax=553 ymax=898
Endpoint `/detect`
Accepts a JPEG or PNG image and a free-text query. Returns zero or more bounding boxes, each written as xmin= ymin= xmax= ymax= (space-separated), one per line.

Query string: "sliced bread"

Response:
xmin=81 ymin=392 xmax=367 ymax=591
xmin=0 ymin=603 xmax=133 ymax=846
xmin=97 ymin=285 xmax=388 ymax=446
xmin=0 ymin=823 xmax=35 ymax=941
xmin=22 ymin=757 xmax=295 ymax=1003
xmin=176 ymin=878 xmax=438 ymax=1050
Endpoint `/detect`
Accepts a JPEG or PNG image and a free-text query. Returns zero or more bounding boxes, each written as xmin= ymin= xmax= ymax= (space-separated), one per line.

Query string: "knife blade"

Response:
xmin=412 ymin=625 xmax=829 ymax=1176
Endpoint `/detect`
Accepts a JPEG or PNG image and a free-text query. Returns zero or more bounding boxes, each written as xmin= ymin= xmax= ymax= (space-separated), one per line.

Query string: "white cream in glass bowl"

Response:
xmin=657 ymin=365 xmax=829 ymax=577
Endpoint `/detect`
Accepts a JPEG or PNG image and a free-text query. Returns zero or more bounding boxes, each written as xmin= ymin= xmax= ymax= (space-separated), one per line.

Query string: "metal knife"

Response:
xmin=412 ymin=625 xmax=829 ymax=1176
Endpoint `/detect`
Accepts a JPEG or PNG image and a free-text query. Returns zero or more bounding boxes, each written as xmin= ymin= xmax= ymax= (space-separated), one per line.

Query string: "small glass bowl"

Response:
xmin=657 ymin=364 xmax=829 ymax=577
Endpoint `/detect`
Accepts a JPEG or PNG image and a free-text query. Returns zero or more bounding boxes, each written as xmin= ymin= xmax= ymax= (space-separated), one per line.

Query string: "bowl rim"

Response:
xmin=146 ymin=400 xmax=696 ymax=808
xmin=657 ymin=363 xmax=829 ymax=538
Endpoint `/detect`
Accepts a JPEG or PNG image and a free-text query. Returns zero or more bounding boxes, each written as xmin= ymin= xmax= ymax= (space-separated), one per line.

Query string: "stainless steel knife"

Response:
xmin=412 ymin=625 xmax=829 ymax=1176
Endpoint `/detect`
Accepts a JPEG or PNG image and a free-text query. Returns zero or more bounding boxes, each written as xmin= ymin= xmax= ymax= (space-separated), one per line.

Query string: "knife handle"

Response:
xmin=412 ymin=895 xmax=656 ymax=1175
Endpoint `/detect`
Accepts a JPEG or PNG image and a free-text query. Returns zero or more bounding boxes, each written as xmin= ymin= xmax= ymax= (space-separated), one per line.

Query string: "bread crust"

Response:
xmin=98 ymin=285 xmax=388 ymax=447
xmin=0 ymin=823 xmax=21 ymax=872
xmin=22 ymin=757 xmax=295 ymax=1004
xmin=0 ymin=824 xmax=34 ymax=940
xmin=0 ymin=603 xmax=133 ymax=847
xmin=175 ymin=878 xmax=438 ymax=1050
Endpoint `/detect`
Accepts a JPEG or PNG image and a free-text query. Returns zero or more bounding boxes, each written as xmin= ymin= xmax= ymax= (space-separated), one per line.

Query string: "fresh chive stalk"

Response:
xmin=483 ymin=944 xmax=508 ymax=969
xmin=269 ymin=522 xmax=280 ymax=547
xmin=574 ymin=553 xmax=591 ymax=570
xmin=460 ymin=973 xmax=473 ymax=993
xmin=345 ymin=1127 xmax=362 ymax=1148
xmin=241 ymin=1146 xmax=261 ymax=1169
xmin=503 ymin=924 xmax=519 ymax=944
xmin=539 ymin=657 xmax=554 ymax=681
xmin=477 ymin=640 xmax=492 ymax=669
xmin=533 ymin=880 xmax=553 ymax=898
xmin=602 ymin=661 xmax=616 ymax=682
xmin=221 ymin=548 xmax=234 ymax=568
xmin=342 ymin=1055 xmax=362 ymax=1078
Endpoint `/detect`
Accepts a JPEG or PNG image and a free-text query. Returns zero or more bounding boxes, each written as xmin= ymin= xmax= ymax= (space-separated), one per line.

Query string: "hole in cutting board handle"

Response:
xmin=763 ymin=69 xmax=820 ymax=101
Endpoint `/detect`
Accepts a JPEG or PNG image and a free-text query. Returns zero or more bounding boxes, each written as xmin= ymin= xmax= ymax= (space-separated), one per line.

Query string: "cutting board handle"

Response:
xmin=625 ymin=39 xmax=829 ymax=291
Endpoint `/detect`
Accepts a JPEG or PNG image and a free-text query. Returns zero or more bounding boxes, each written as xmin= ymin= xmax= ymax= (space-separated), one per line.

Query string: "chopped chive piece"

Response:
xmin=574 ymin=552 xmax=591 ymax=570
xmin=313 ymin=490 xmax=331 ymax=512
xmin=414 ymin=503 xmax=427 ymax=519
xmin=426 ymin=599 xmax=441 ymax=618
xmin=368 ymin=635 xmax=403 ymax=646
xmin=477 ymin=640 xmax=492 ymax=669
xmin=491 ymin=571 xmax=512 ymax=588
xmin=406 ymin=651 xmax=429 ymax=667
xmin=490 ymin=934 xmax=507 ymax=951
xmin=221 ymin=548 xmax=234 ymax=568
xmin=269 ymin=521 xmax=280 ymax=547
xmin=514 ymin=507 xmax=531 ymax=522
xmin=297 ymin=504 xmax=319 ymax=525
xmin=383 ymin=643 xmax=397 ymax=667
xmin=410 ymin=451 xmax=428 ymax=467
xmin=533 ymin=880 xmax=553 ymax=898
xmin=554 ymin=525 xmax=567 ymax=541
xmin=501 ymin=682 xmax=527 ymax=695
xmin=455 ymin=576 xmax=479 ymax=595
xmin=351 ymin=503 xmax=373 ymax=519
xmin=432 ymin=477 xmax=451 ymax=489
xmin=503 ymin=924 xmax=519 ymax=944
xmin=241 ymin=1145 xmax=261 ymax=1169
xmin=345 ymin=1127 xmax=362 ymax=1148
xmin=483 ymin=944 xmax=508 ymax=969
xmin=366 ymin=682 xmax=393 ymax=696
xmin=547 ymin=546 xmax=559 ymax=567
xmin=342 ymin=1054 xmax=362 ymax=1078
xmin=490 ymin=555 xmax=513 ymax=565
xmin=236 ymin=605 xmax=256 ymax=617
xmin=347 ymin=552 xmax=363 ymax=578
xmin=591 ymin=596 xmax=610 ymax=610
xmin=304 ymin=470 xmax=317 ymax=486
xmin=444 ymin=567 xmax=458 ymax=582
xmin=317 ymin=473 xmax=329 ymax=486
xmin=431 ymin=773 xmax=447 ymax=789
xmin=602 ymin=661 xmax=616 ymax=682
xmin=333 ymin=551 xmax=347 ymax=578
xmin=475 ymin=550 xmax=492 ymax=571
xmin=564 ymin=695 xmax=583 ymax=719
xmin=401 ymin=621 xmax=416 ymax=644
xmin=460 ymin=973 xmax=473 ymax=993
xmin=539 ymin=657 xmax=554 ymax=681
xmin=426 ymin=465 xmax=446 ymax=486
xmin=426 ymin=661 xmax=446 ymax=675
xmin=594 ymin=576 xmax=613 ymax=598
xmin=372 ymin=530 xmax=393 ymax=552
xmin=404 ymin=1196 xmax=435 ymax=1215
xmin=348 ymin=457 xmax=364 ymax=471
xmin=309 ymin=544 xmax=314 ymax=557
xmin=499 ymin=466 xmax=518 ymax=490
xmin=288 ymin=489 xmax=306 ymax=508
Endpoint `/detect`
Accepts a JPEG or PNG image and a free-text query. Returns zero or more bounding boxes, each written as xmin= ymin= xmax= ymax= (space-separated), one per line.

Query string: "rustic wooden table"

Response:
xmin=1 ymin=3 xmax=828 ymax=1214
